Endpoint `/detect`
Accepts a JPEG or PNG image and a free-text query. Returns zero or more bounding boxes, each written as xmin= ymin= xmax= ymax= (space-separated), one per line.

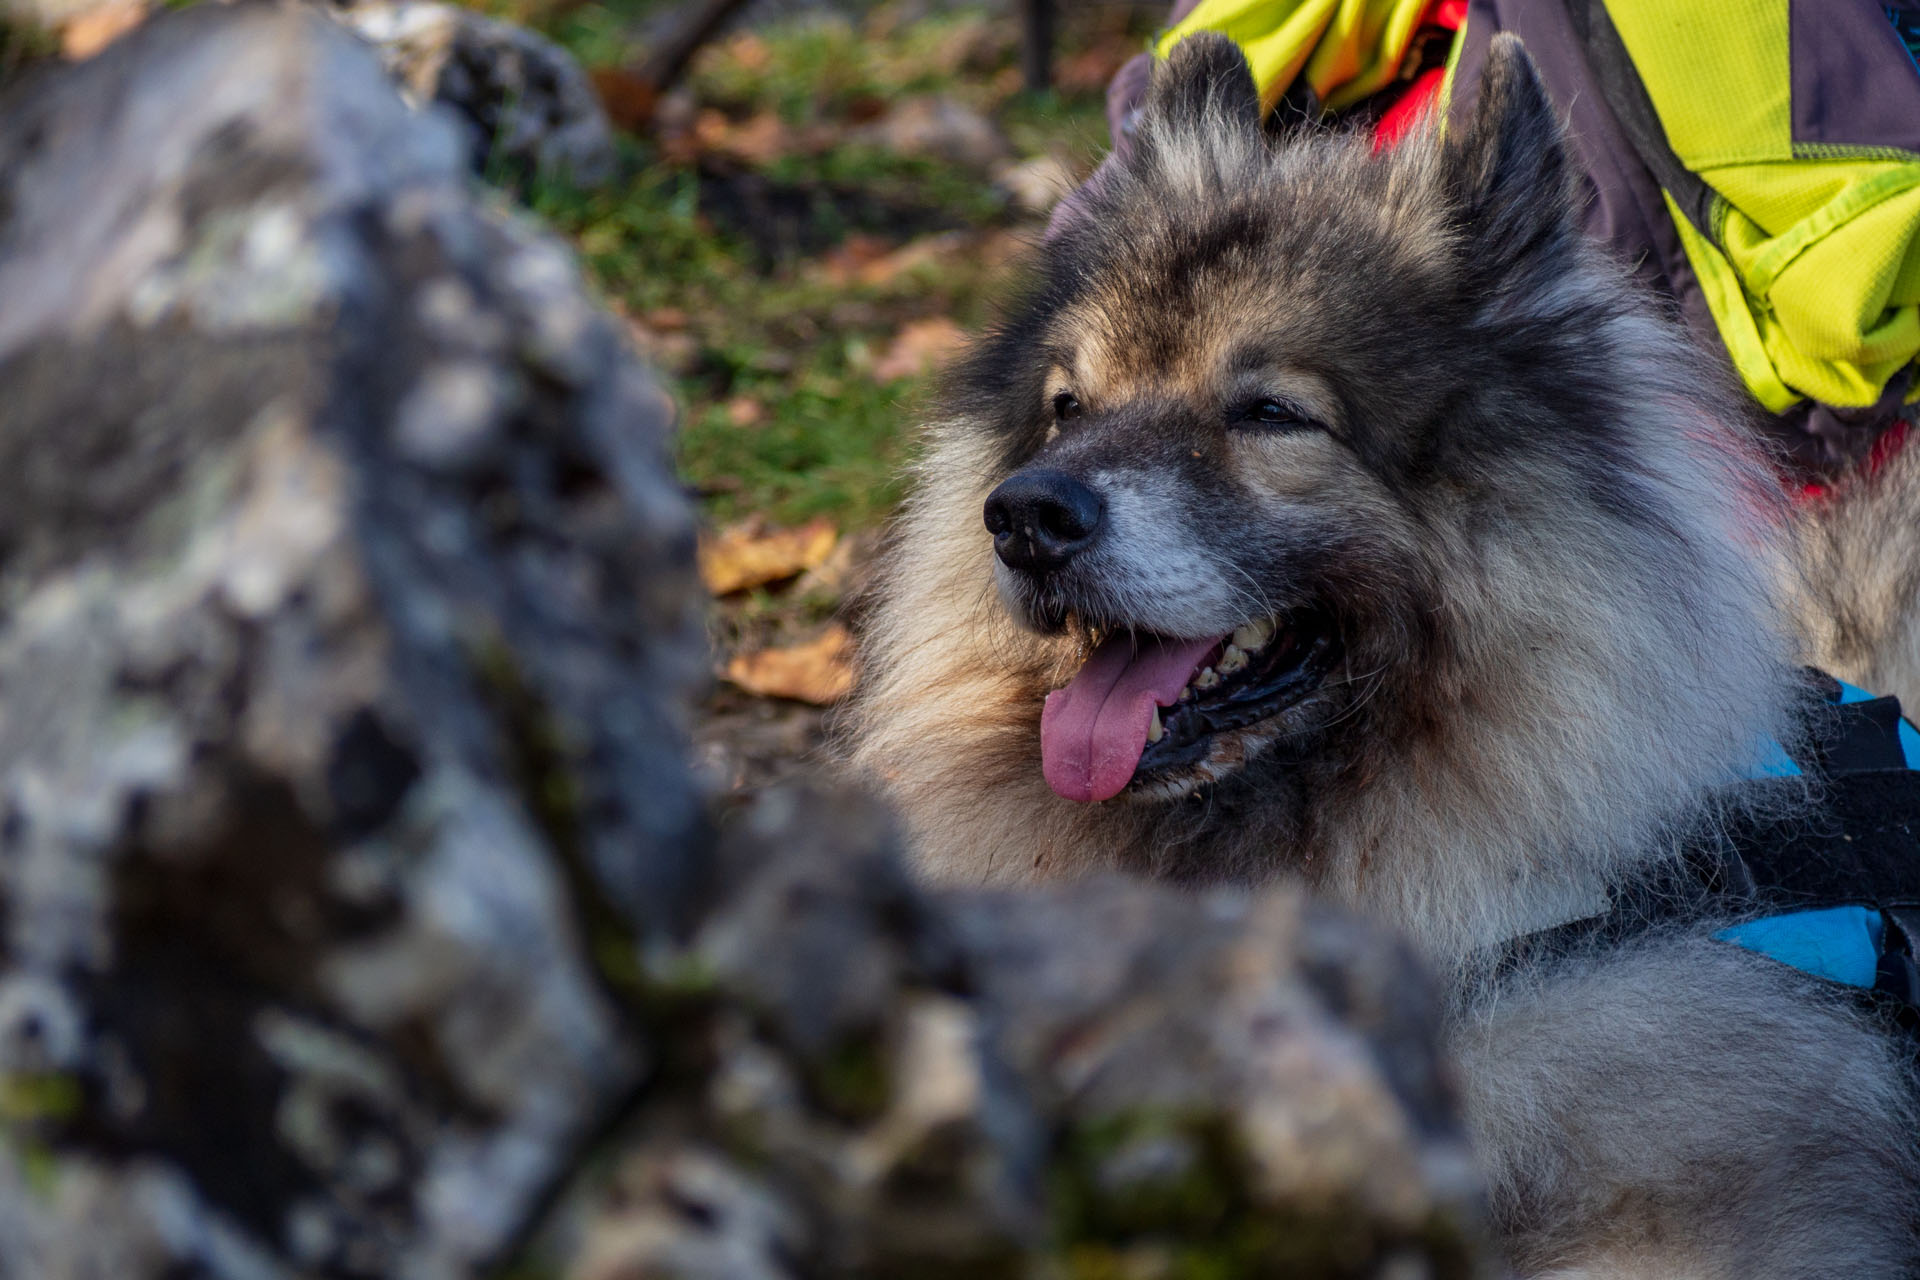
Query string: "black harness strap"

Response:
xmin=1723 ymin=773 xmax=1920 ymax=910
xmin=1718 ymin=769 xmax=1920 ymax=1012
xmin=1502 ymin=670 xmax=1920 ymax=1020
xmin=1562 ymin=0 xmax=1721 ymax=242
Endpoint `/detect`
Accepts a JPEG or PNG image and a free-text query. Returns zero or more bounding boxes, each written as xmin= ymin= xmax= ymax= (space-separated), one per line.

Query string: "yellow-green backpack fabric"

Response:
xmin=1144 ymin=0 xmax=1920 ymax=469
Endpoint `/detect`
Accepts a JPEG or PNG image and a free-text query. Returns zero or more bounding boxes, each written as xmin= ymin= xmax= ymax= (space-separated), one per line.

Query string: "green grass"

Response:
xmin=679 ymin=368 xmax=917 ymax=528
xmin=761 ymin=143 xmax=1010 ymax=229
xmin=517 ymin=3 xmax=1146 ymax=535
xmin=686 ymin=12 xmax=1008 ymax=121
xmin=528 ymin=149 xmax=1007 ymax=529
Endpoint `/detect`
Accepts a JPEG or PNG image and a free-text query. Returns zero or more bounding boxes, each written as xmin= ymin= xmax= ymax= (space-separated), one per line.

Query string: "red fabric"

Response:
xmin=1374 ymin=67 xmax=1448 ymax=148
xmin=1371 ymin=0 xmax=1468 ymax=151
xmin=1796 ymin=420 xmax=1912 ymax=503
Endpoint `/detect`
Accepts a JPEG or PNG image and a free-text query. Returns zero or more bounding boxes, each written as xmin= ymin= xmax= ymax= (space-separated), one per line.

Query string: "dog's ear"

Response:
xmin=1131 ymin=32 xmax=1263 ymax=175
xmin=1145 ymin=32 xmax=1262 ymax=139
xmin=1443 ymin=34 xmax=1575 ymax=258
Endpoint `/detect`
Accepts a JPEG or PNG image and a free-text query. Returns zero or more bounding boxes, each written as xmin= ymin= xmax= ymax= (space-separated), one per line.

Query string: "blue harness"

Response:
xmin=1511 ymin=671 xmax=1920 ymax=1013
xmin=1718 ymin=678 xmax=1920 ymax=994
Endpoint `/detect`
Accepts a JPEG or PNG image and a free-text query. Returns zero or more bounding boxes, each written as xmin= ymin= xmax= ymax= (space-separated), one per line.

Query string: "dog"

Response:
xmin=848 ymin=31 xmax=1920 ymax=1278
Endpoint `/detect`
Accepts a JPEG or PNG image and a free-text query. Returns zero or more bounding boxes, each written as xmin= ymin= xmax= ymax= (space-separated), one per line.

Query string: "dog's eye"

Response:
xmin=1052 ymin=392 xmax=1083 ymax=422
xmin=1236 ymin=398 xmax=1314 ymax=430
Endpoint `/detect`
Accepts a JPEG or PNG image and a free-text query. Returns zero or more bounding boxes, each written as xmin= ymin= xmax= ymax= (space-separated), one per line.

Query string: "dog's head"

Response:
xmin=857 ymin=32 xmax=1793 ymax=933
xmin=965 ymin=32 xmax=1611 ymax=805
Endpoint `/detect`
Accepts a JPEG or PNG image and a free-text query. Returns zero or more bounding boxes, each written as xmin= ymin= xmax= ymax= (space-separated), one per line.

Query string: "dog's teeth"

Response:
xmin=1231 ymin=617 xmax=1276 ymax=652
xmin=1218 ymin=644 xmax=1249 ymax=674
xmin=1195 ymin=667 xmax=1220 ymax=690
xmin=1178 ymin=685 xmax=1194 ymax=702
xmin=1147 ymin=707 xmax=1164 ymax=742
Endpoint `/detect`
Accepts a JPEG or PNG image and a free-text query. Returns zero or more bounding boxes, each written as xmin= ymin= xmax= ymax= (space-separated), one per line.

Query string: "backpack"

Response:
xmin=1142 ymin=0 xmax=1920 ymax=474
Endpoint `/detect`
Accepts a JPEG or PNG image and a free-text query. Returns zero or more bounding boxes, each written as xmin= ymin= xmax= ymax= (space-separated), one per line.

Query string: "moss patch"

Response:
xmin=1051 ymin=1108 xmax=1478 ymax=1279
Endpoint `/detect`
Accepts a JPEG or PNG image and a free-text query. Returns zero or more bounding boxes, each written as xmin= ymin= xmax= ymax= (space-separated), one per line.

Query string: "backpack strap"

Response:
xmin=1560 ymin=0 xmax=1718 ymax=242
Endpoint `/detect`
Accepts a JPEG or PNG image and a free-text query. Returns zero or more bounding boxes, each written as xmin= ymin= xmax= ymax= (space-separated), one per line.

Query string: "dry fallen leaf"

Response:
xmin=1056 ymin=36 xmax=1140 ymax=93
xmin=852 ymin=95 xmax=1010 ymax=171
xmin=724 ymin=623 xmax=855 ymax=704
xmin=862 ymin=232 xmax=973 ymax=287
xmin=61 ymin=0 xmax=145 ymax=58
xmin=816 ymin=233 xmax=895 ymax=286
xmin=686 ymin=108 xmax=792 ymax=166
xmin=722 ymin=111 xmax=791 ymax=165
xmin=589 ymin=66 xmax=660 ymax=133
xmin=976 ymin=228 xmax=1031 ymax=270
xmin=615 ymin=311 xmax=699 ymax=376
xmin=646 ymin=306 xmax=689 ymax=331
xmin=698 ymin=517 xmax=838 ymax=595
xmin=872 ymin=316 xmax=968 ymax=382
xmin=791 ymin=527 xmax=873 ymax=598
xmin=723 ymin=31 xmax=772 ymax=74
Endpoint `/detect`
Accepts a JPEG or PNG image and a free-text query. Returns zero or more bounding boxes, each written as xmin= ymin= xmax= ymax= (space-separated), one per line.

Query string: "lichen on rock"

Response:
xmin=0 ymin=8 xmax=1492 ymax=1277
xmin=0 ymin=7 xmax=697 ymax=1274
xmin=335 ymin=0 xmax=619 ymax=187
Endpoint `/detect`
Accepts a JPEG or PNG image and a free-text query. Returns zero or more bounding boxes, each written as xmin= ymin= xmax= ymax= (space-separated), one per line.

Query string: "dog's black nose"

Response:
xmin=984 ymin=469 xmax=1104 ymax=574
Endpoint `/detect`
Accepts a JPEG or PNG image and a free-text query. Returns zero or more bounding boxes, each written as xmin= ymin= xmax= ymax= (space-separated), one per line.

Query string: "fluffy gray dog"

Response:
xmin=849 ymin=31 xmax=1920 ymax=1278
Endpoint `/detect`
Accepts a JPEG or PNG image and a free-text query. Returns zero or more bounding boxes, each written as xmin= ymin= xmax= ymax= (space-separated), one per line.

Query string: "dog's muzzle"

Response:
xmin=984 ymin=469 xmax=1104 ymax=576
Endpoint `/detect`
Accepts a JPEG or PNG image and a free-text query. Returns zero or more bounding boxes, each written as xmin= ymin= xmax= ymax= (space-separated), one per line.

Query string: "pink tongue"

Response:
xmin=1041 ymin=633 xmax=1223 ymax=803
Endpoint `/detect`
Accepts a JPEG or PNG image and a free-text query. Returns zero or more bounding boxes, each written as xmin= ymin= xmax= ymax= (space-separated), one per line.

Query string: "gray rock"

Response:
xmin=0 ymin=5 xmax=701 ymax=1275
xmin=555 ymin=787 xmax=1488 ymax=1279
xmin=0 ymin=7 xmax=1489 ymax=1278
xmin=336 ymin=0 xmax=619 ymax=187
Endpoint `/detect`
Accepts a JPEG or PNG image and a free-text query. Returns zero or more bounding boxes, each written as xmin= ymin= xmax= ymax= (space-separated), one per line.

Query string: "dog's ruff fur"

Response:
xmin=1796 ymin=436 xmax=1920 ymax=716
xmin=849 ymin=32 xmax=1920 ymax=1278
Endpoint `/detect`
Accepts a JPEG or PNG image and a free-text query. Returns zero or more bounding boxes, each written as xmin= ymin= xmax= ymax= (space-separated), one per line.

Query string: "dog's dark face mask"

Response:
xmin=955 ymin=30 xmax=1586 ymax=805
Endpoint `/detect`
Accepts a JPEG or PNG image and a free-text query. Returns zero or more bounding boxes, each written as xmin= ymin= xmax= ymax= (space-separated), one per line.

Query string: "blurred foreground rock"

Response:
xmin=554 ymin=789 xmax=1485 ymax=1279
xmin=0 ymin=6 xmax=698 ymax=1274
xmin=336 ymin=0 xmax=618 ymax=186
xmin=1 ymin=0 xmax=615 ymax=184
xmin=0 ymin=7 xmax=1487 ymax=1277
